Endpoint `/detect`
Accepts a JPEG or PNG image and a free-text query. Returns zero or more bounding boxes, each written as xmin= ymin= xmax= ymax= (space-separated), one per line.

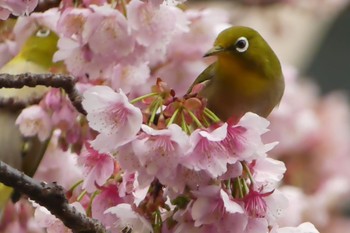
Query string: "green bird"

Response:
xmin=0 ymin=25 xmax=59 ymax=213
xmin=189 ymin=26 xmax=284 ymax=122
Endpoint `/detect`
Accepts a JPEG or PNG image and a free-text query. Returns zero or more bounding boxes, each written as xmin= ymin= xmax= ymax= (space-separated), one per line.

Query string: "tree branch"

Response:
xmin=0 ymin=160 xmax=107 ymax=233
xmin=0 ymin=73 xmax=87 ymax=115
xmin=0 ymin=96 xmax=43 ymax=111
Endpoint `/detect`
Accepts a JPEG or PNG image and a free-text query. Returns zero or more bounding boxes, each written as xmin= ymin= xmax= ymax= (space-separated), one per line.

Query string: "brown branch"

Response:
xmin=0 ymin=96 xmax=43 ymax=111
xmin=0 ymin=160 xmax=107 ymax=233
xmin=0 ymin=73 xmax=87 ymax=115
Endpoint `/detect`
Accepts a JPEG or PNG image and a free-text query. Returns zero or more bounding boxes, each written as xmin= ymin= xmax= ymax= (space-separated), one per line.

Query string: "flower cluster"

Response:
xmin=0 ymin=1 xmax=322 ymax=233
xmin=77 ymin=80 xmax=294 ymax=233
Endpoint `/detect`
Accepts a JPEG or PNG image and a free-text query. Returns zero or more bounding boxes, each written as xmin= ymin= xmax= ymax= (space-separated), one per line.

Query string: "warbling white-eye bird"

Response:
xmin=0 ymin=25 xmax=59 ymax=213
xmin=189 ymin=26 xmax=284 ymax=122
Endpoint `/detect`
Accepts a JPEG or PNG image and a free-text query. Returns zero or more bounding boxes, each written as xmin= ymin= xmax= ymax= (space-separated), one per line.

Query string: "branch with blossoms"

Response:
xmin=0 ymin=73 xmax=86 ymax=115
xmin=0 ymin=160 xmax=107 ymax=233
xmin=0 ymin=0 xmax=324 ymax=232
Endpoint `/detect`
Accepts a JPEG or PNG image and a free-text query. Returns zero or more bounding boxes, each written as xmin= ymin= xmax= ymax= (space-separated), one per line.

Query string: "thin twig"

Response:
xmin=0 ymin=160 xmax=107 ymax=233
xmin=0 ymin=73 xmax=87 ymax=115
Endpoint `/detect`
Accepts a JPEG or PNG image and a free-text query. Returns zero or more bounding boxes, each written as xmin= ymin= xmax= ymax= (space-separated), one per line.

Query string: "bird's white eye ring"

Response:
xmin=36 ymin=28 xmax=51 ymax=38
xmin=235 ymin=37 xmax=249 ymax=53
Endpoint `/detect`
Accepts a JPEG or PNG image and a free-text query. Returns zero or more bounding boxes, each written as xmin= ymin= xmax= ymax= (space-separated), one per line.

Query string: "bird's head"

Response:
xmin=20 ymin=26 xmax=59 ymax=68
xmin=204 ymin=26 xmax=281 ymax=78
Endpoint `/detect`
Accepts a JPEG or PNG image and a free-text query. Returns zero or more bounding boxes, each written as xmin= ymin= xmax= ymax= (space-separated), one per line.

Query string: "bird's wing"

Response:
xmin=0 ymin=57 xmax=50 ymax=209
xmin=0 ymin=110 xmax=23 ymax=169
xmin=186 ymin=62 xmax=216 ymax=94
xmin=22 ymin=136 xmax=50 ymax=177
xmin=0 ymin=110 xmax=23 ymax=215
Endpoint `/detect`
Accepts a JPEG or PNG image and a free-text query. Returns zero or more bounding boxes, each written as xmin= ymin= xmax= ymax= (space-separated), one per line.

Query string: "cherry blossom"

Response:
xmin=78 ymin=144 xmax=115 ymax=193
xmin=110 ymin=62 xmax=150 ymax=94
xmin=273 ymin=222 xmax=320 ymax=233
xmin=223 ymin=112 xmax=278 ymax=162
xmin=91 ymin=185 xmax=123 ymax=229
xmin=132 ymin=124 xmax=190 ymax=182
xmin=15 ymin=105 xmax=52 ymax=141
xmin=0 ymin=0 xmax=38 ymax=20
xmin=105 ymin=203 xmax=153 ymax=233
xmin=184 ymin=123 xmax=230 ymax=177
xmin=82 ymin=85 xmax=142 ymax=153
xmin=191 ymin=186 xmax=244 ymax=226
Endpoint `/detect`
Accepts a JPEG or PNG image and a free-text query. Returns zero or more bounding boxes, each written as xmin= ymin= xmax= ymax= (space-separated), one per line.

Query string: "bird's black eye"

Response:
xmin=36 ymin=28 xmax=51 ymax=38
xmin=235 ymin=37 xmax=249 ymax=53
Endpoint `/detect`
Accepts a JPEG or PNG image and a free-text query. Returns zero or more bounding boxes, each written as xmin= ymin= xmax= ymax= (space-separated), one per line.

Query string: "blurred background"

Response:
xmin=188 ymin=0 xmax=350 ymax=232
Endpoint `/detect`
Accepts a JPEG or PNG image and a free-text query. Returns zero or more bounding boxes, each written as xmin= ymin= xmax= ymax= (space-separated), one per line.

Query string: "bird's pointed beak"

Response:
xmin=203 ymin=46 xmax=225 ymax=57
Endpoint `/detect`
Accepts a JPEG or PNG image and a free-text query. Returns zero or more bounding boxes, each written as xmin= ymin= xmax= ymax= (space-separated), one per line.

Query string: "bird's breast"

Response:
xmin=202 ymin=56 xmax=283 ymax=121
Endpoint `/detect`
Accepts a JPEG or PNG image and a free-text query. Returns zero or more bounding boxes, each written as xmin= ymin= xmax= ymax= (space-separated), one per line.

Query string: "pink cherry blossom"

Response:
xmin=110 ymin=62 xmax=150 ymax=94
xmin=78 ymin=144 xmax=115 ymax=193
xmin=30 ymin=7 xmax=60 ymax=31
xmin=184 ymin=123 xmax=231 ymax=177
xmin=116 ymin=142 xmax=143 ymax=173
xmin=0 ymin=7 xmax=11 ymax=20
xmin=273 ymin=222 xmax=320 ymax=233
xmin=116 ymin=144 xmax=155 ymax=189
xmin=57 ymin=7 xmax=92 ymax=42
xmin=84 ymin=5 xmax=135 ymax=61
xmin=251 ymin=158 xmax=286 ymax=189
xmin=191 ymin=185 xmax=244 ymax=226
xmin=243 ymin=218 xmax=268 ymax=233
xmin=91 ymin=185 xmax=123 ymax=229
xmin=34 ymin=132 xmax=83 ymax=190
xmin=15 ymin=105 xmax=52 ymax=141
xmin=0 ymin=0 xmax=38 ymax=19
xmin=219 ymin=162 xmax=243 ymax=180
xmin=243 ymin=185 xmax=288 ymax=225
xmin=82 ymin=86 xmax=143 ymax=153
xmin=34 ymin=202 xmax=85 ymax=233
xmin=54 ymin=37 xmax=113 ymax=79
xmin=212 ymin=213 xmax=248 ymax=233
xmin=0 ymin=200 xmax=44 ymax=233
xmin=105 ymin=203 xmax=153 ymax=233
xmin=151 ymin=0 xmax=187 ymax=6
xmin=223 ymin=112 xmax=277 ymax=162
xmin=132 ymin=124 xmax=190 ymax=183
xmin=243 ymin=186 xmax=274 ymax=218
xmin=44 ymin=88 xmax=62 ymax=111
xmin=51 ymin=99 xmax=79 ymax=130
xmin=0 ymin=38 xmax=17 ymax=68
xmin=164 ymin=165 xmax=213 ymax=194
xmin=127 ymin=0 xmax=188 ymax=64
xmin=127 ymin=0 xmax=172 ymax=47
xmin=167 ymin=8 xmax=229 ymax=60
xmin=264 ymin=189 xmax=289 ymax=224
